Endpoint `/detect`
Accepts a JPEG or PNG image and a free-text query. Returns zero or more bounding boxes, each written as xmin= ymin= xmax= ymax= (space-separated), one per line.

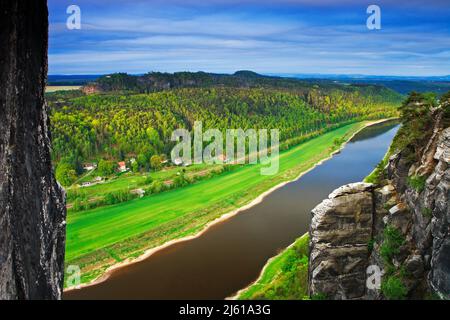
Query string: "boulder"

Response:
xmin=309 ymin=183 xmax=374 ymax=299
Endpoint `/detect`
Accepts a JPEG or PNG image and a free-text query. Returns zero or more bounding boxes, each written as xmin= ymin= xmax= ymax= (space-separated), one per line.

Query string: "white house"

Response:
xmin=83 ymin=163 xmax=97 ymax=171
xmin=131 ymin=188 xmax=146 ymax=198
xmin=172 ymin=158 xmax=183 ymax=166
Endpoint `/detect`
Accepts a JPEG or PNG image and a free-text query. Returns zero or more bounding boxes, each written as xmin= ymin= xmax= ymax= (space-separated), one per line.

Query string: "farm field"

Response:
xmin=46 ymin=85 xmax=81 ymax=92
xmin=67 ymin=163 xmax=222 ymax=207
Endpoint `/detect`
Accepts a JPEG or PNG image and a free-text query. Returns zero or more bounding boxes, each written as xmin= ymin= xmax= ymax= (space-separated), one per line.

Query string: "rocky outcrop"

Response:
xmin=0 ymin=1 xmax=66 ymax=299
xmin=309 ymin=114 xmax=449 ymax=300
xmin=309 ymin=183 xmax=374 ymax=299
xmin=426 ymin=128 xmax=450 ymax=297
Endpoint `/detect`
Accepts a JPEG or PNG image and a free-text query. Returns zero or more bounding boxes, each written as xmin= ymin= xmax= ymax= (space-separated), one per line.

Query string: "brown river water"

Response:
xmin=65 ymin=121 xmax=399 ymax=300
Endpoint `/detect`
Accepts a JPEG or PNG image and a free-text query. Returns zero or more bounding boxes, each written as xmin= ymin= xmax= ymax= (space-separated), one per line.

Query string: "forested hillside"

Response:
xmin=83 ymin=70 xmax=406 ymax=96
xmin=47 ymin=73 xmax=402 ymax=186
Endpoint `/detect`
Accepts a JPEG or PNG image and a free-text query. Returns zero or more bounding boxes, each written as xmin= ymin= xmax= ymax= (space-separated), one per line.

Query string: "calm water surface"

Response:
xmin=65 ymin=122 xmax=399 ymax=300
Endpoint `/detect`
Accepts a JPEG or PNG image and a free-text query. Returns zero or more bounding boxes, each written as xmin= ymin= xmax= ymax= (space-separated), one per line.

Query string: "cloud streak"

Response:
xmin=48 ymin=0 xmax=450 ymax=76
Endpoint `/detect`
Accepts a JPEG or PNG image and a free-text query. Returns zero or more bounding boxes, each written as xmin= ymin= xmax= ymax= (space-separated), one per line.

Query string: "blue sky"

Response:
xmin=48 ymin=0 xmax=450 ymax=76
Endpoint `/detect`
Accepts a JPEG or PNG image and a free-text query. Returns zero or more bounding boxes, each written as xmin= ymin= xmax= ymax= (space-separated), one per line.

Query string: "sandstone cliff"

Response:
xmin=309 ymin=100 xmax=449 ymax=300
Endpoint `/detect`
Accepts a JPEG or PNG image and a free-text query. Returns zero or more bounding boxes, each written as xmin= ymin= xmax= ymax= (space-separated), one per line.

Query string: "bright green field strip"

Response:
xmin=238 ymin=233 xmax=309 ymax=299
xmin=66 ymin=123 xmax=363 ymax=262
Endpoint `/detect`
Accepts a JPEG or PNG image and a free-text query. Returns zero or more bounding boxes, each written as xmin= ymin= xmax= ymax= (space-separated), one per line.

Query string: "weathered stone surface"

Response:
xmin=384 ymin=203 xmax=412 ymax=236
xmin=309 ymin=183 xmax=374 ymax=299
xmin=309 ymin=119 xmax=449 ymax=300
xmin=405 ymin=255 xmax=425 ymax=278
xmin=373 ymin=183 xmax=396 ymax=235
xmin=428 ymin=128 xmax=450 ymax=299
xmin=0 ymin=1 xmax=66 ymax=299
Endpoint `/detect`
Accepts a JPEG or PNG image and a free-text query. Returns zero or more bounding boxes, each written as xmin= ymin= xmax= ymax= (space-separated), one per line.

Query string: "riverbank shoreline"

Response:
xmin=228 ymin=232 xmax=309 ymax=300
xmin=64 ymin=118 xmax=397 ymax=294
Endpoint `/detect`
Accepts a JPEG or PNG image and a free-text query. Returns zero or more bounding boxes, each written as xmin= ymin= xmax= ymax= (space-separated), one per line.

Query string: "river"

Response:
xmin=64 ymin=121 xmax=400 ymax=300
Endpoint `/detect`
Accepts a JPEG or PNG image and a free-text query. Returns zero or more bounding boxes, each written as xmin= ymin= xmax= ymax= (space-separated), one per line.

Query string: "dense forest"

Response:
xmin=83 ymin=70 xmax=408 ymax=96
xmin=47 ymin=72 xmax=403 ymax=186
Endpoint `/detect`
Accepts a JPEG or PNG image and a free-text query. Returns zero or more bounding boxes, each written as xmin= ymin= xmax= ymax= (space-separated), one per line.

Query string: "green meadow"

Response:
xmin=65 ymin=122 xmax=370 ymax=285
xmin=237 ymin=233 xmax=310 ymax=300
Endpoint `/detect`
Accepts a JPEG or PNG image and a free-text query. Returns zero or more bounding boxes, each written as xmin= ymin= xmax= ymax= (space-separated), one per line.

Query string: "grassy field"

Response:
xmin=237 ymin=233 xmax=310 ymax=300
xmin=67 ymin=164 xmax=221 ymax=205
xmin=46 ymin=85 xmax=81 ymax=92
xmin=65 ymin=121 xmax=372 ymax=285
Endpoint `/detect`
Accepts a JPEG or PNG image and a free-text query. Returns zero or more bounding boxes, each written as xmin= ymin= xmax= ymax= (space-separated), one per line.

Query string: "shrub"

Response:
xmin=381 ymin=275 xmax=407 ymax=300
xmin=137 ymin=175 xmax=153 ymax=186
xmin=311 ymin=293 xmax=328 ymax=300
xmin=380 ymin=226 xmax=405 ymax=263
xmin=333 ymin=137 xmax=345 ymax=147
xmin=97 ymin=159 xmax=115 ymax=176
xmin=148 ymin=180 xmax=164 ymax=194
xmin=422 ymin=207 xmax=432 ymax=218
xmin=72 ymin=198 xmax=83 ymax=212
xmin=55 ymin=163 xmax=77 ymax=187
xmin=368 ymin=238 xmax=375 ymax=253
xmin=104 ymin=190 xmax=136 ymax=205
xmin=407 ymin=175 xmax=426 ymax=193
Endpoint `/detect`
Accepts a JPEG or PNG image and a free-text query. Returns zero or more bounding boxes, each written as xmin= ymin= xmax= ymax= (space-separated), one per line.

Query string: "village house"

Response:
xmin=172 ymin=158 xmax=183 ymax=166
xmin=118 ymin=161 xmax=128 ymax=172
xmin=83 ymin=163 xmax=97 ymax=171
xmin=131 ymin=188 xmax=146 ymax=198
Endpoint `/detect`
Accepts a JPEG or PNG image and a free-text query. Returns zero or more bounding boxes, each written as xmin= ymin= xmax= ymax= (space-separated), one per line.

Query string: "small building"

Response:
xmin=94 ymin=176 xmax=103 ymax=182
xmin=131 ymin=188 xmax=146 ymax=198
xmin=81 ymin=182 xmax=92 ymax=188
xmin=83 ymin=163 xmax=97 ymax=171
xmin=172 ymin=158 xmax=183 ymax=166
xmin=118 ymin=161 xmax=127 ymax=172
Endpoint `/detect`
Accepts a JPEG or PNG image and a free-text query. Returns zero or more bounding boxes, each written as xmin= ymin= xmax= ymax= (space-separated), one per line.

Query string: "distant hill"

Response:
xmin=279 ymin=73 xmax=450 ymax=95
xmin=49 ymin=72 xmax=450 ymax=95
xmin=78 ymin=71 xmax=404 ymax=100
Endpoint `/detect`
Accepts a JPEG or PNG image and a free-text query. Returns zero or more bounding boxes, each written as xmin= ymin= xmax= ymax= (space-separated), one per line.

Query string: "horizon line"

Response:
xmin=48 ymin=71 xmax=450 ymax=79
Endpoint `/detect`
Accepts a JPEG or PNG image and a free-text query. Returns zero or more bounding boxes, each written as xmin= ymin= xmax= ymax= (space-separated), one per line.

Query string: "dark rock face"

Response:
xmin=308 ymin=120 xmax=449 ymax=300
xmin=0 ymin=1 xmax=66 ymax=299
xmin=427 ymin=128 xmax=450 ymax=298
